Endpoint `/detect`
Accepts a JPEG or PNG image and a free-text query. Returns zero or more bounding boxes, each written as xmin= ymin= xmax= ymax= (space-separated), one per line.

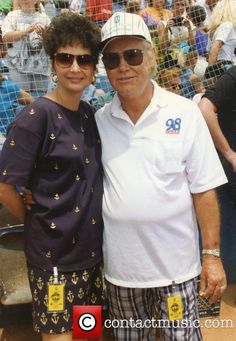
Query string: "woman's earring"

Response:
xmin=51 ymin=71 xmax=58 ymax=84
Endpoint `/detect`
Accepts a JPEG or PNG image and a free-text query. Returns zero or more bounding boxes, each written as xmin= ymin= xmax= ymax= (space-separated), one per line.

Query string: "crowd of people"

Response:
xmin=0 ymin=0 xmax=236 ymax=136
xmin=0 ymin=1 xmax=235 ymax=341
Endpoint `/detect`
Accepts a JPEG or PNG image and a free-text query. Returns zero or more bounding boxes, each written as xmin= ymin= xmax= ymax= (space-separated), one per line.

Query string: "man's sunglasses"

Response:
xmin=102 ymin=48 xmax=150 ymax=70
xmin=54 ymin=53 xmax=95 ymax=68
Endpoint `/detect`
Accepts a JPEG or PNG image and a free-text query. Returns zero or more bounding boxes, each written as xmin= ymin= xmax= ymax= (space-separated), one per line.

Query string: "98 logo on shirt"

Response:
xmin=166 ymin=118 xmax=182 ymax=134
xmin=73 ymin=305 xmax=102 ymax=339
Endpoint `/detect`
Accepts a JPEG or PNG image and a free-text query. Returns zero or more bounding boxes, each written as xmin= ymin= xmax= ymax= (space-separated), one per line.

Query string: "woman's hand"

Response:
xmin=25 ymin=23 xmax=46 ymax=35
xmin=21 ymin=187 xmax=35 ymax=210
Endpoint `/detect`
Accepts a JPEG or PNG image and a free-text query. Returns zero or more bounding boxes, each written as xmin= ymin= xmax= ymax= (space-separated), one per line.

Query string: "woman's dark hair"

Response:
xmin=42 ymin=14 xmax=101 ymax=65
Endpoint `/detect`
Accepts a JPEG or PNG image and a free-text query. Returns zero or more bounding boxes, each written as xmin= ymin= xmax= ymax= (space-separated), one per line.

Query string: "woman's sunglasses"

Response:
xmin=54 ymin=53 xmax=95 ymax=69
xmin=102 ymin=48 xmax=150 ymax=70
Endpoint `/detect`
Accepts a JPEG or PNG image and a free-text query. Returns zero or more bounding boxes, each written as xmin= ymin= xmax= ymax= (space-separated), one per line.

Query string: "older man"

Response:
xmin=95 ymin=12 xmax=227 ymax=341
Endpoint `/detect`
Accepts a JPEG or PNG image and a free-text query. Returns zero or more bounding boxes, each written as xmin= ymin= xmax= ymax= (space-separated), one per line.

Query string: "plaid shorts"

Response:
xmin=106 ymin=277 xmax=202 ymax=341
xmin=28 ymin=262 xmax=105 ymax=334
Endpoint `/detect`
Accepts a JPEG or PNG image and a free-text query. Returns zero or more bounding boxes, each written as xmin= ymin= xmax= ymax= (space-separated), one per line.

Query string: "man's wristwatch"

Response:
xmin=202 ymin=249 xmax=220 ymax=257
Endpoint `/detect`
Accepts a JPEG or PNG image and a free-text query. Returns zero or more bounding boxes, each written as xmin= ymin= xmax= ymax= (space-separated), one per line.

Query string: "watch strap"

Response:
xmin=202 ymin=249 xmax=220 ymax=257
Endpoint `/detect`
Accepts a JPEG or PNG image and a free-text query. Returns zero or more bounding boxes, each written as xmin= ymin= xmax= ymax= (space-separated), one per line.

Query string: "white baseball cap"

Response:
xmin=101 ymin=12 xmax=152 ymax=51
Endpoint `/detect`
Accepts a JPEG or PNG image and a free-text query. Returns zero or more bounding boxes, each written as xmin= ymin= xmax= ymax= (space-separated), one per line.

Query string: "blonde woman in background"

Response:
xmin=208 ymin=0 xmax=236 ymax=68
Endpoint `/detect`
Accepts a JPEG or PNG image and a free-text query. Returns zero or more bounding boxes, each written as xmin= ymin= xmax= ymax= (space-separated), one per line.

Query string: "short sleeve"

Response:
xmin=0 ymin=100 xmax=48 ymax=187
xmin=213 ymin=22 xmax=233 ymax=43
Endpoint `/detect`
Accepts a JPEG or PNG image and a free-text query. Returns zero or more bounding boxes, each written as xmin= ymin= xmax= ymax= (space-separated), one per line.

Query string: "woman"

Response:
xmin=0 ymin=13 xmax=103 ymax=341
xmin=140 ymin=0 xmax=172 ymax=22
xmin=208 ymin=0 xmax=236 ymax=69
xmin=1 ymin=0 xmax=50 ymax=94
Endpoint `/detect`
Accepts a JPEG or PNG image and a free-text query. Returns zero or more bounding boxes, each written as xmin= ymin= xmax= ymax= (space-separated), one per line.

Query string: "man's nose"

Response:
xmin=117 ymin=55 xmax=129 ymax=70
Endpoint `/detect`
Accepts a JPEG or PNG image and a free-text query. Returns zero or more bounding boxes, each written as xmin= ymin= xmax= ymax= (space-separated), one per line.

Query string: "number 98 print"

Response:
xmin=73 ymin=305 xmax=102 ymax=339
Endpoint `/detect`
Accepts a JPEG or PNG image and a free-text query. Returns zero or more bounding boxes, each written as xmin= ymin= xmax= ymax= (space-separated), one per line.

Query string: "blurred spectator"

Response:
xmin=192 ymin=60 xmax=228 ymax=103
xmin=157 ymin=0 xmax=195 ymax=57
xmin=1 ymin=0 xmax=51 ymax=94
xmin=157 ymin=13 xmax=195 ymax=68
xmin=199 ymin=65 xmax=236 ymax=200
xmin=0 ymin=71 xmax=33 ymax=136
xmin=69 ymin=0 xmax=83 ymax=12
xmin=156 ymin=66 xmax=183 ymax=94
xmin=13 ymin=0 xmax=46 ymax=12
xmin=113 ymin=0 xmax=127 ymax=13
xmin=140 ymin=0 xmax=172 ymax=22
xmin=187 ymin=4 xmax=208 ymax=57
xmin=54 ymin=0 xmax=84 ymax=15
xmin=187 ymin=4 xmax=209 ymax=79
xmin=159 ymin=16 xmax=195 ymax=48
xmin=208 ymin=0 xmax=236 ymax=69
xmin=86 ymin=0 xmax=112 ymax=26
xmin=126 ymin=0 xmax=141 ymax=14
xmin=171 ymin=0 xmax=187 ymax=17
xmin=180 ymin=49 xmax=205 ymax=98
xmin=0 ymin=28 xmax=7 ymax=70
xmin=196 ymin=0 xmax=218 ymax=26
xmin=127 ymin=1 xmax=159 ymax=41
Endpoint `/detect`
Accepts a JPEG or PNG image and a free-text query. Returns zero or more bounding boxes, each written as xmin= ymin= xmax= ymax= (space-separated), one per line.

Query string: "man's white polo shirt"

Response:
xmin=95 ymin=81 xmax=227 ymax=288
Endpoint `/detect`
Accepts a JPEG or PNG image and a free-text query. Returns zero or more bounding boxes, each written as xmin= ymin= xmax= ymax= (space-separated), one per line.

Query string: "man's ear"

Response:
xmin=149 ymin=46 xmax=157 ymax=76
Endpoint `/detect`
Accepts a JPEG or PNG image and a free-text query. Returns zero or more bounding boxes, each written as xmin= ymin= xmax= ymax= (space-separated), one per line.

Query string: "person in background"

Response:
xmin=187 ymin=4 xmax=208 ymax=58
xmin=113 ymin=0 xmax=127 ymax=13
xmin=86 ymin=0 xmax=112 ymax=27
xmin=96 ymin=11 xmax=227 ymax=341
xmin=1 ymin=0 xmax=51 ymax=94
xmin=156 ymin=65 xmax=182 ymax=94
xmin=157 ymin=0 xmax=195 ymax=67
xmin=196 ymin=0 xmax=218 ymax=26
xmin=0 ymin=26 xmax=33 ymax=136
xmin=180 ymin=49 xmax=205 ymax=98
xmin=199 ymin=66 xmax=236 ymax=200
xmin=199 ymin=66 xmax=236 ymax=285
xmin=187 ymin=4 xmax=209 ymax=79
xmin=208 ymin=0 xmax=236 ymax=69
xmin=0 ymin=13 xmax=104 ymax=341
xmin=127 ymin=1 xmax=159 ymax=41
xmin=140 ymin=0 xmax=172 ymax=23
xmin=0 ymin=70 xmax=33 ymax=136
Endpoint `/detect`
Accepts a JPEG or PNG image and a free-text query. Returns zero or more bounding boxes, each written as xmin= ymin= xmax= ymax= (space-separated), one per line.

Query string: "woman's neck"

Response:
xmin=49 ymin=89 xmax=81 ymax=111
xmin=20 ymin=7 xmax=36 ymax=13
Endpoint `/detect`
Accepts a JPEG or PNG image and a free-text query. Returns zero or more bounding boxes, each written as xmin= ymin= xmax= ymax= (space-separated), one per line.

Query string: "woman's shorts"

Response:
xmin=28 ymin=262 xmax=105 ymax=334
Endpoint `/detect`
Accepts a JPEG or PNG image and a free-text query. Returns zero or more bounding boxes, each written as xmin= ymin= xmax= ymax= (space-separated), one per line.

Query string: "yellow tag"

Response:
xmin=48 ymin=284 xmax=65 ymax=312
xmin=167 ymin=295 xmax=183 ymax=320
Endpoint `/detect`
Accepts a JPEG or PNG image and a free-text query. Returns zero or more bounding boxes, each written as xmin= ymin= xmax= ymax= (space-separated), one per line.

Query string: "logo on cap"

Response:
xmin=114 ymin=14 xmax=120 ymax=24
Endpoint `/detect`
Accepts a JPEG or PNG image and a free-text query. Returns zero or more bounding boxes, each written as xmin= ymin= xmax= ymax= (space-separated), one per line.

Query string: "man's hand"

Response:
xmin=224 ymin=149 xmax=236 ymax=172
xmin=200 ymin=256 xmax=227 ymax=304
